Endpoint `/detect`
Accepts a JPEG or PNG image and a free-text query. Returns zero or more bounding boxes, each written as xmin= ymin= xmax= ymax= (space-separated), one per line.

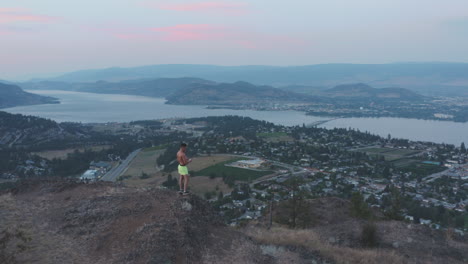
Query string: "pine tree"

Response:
xmin=351 ymin=192 xmax=372 ymax=219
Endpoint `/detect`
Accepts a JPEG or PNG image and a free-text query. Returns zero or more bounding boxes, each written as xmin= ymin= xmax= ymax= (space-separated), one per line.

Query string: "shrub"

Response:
xmin=361 ymin=222 xmax=378 ymax=248
xmin=139 ymin=172 xmax=150 ymax=179
xmin=0 ymin=228 xmax=31 ymax=264
xmin=117 ymin=175 xmax=131 ymax=181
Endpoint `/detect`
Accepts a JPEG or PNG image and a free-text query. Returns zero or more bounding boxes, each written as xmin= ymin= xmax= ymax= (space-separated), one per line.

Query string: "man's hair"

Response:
xmin=180 ymin=143 xmax=187 ymax=147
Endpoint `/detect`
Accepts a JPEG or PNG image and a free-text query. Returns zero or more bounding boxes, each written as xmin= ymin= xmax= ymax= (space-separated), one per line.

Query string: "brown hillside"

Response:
xmin=0 ymin=181 xmax=269 ymax=264
xmin=247 ymin=197 xmax=468 ymax=264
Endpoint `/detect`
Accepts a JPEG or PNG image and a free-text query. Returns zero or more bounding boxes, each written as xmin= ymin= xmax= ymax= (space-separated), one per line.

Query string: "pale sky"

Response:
xmin=1 ymin=0 xmax=468 ymax=80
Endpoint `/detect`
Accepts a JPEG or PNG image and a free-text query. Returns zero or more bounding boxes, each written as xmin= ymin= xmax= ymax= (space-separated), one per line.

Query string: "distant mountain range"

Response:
xmin=26 ymin=63 xmax=468 ymax=96
xmin=0 ymin=82 xmax=58 ymax=109
xmin=166 ymin=81 xmax=309 ymax=105
xmin=20 ymin=78 xmax=424 ymax=105
xmin=22 ymin=78 xmax=213 ymax=98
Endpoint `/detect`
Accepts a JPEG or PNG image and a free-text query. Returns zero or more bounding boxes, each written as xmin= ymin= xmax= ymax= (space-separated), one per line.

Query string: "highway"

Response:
xmin=422 ymin=167 xmax=454 ymax=183
xmin=101 ymin=149 xmax=141 ymax=182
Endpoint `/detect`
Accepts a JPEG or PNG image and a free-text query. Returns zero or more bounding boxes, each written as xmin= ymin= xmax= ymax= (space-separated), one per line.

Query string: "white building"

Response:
xmin=233 ymin=159 xmax=265 ymax=169
xmin=80 ymin=170 xmax=98 ymax=181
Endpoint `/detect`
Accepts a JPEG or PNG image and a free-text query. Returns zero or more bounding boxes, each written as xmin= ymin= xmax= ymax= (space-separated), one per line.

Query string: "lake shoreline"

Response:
xmin=3 ymin=90 xmax=467 ymax=146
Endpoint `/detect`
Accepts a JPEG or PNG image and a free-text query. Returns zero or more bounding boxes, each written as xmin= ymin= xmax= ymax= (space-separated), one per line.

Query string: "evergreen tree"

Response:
xmin=273 ymin=176 xmax=313 ymax=228
xmin=385 ymin=186 xmax=403 ymax=220
xmin=350 ymin=192 xmax=372 ymax=219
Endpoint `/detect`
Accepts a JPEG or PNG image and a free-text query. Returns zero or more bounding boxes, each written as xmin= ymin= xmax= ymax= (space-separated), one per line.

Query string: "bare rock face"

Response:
xmin=181 ymin=200 xmax=193 ymax=211
xmin=0 ymin=181 xmax=269 ymax=264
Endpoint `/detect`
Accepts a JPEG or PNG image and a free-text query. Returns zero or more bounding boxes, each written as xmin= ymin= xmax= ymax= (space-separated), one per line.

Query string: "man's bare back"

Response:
xmin=177 ymin=150 xmax=190 ymax=166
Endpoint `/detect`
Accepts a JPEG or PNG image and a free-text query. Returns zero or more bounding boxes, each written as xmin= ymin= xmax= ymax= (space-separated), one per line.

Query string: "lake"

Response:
xmin=4 ymin=90 xmax=468 ymax=146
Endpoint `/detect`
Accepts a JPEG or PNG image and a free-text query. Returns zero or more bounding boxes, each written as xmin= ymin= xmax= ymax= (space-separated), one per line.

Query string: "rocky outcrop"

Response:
xmin=1 ymin=181 xmax=269 ymax=264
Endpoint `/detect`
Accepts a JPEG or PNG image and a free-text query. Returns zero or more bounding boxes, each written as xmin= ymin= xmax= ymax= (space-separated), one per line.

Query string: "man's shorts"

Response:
xmin=178 ymin=165 xmax=189 ymax=175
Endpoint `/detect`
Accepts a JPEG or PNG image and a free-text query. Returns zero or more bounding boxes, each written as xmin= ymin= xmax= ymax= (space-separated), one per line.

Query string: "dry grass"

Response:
xmin=119 ymin=149 xmax=166 ymax=188
xmin=33 ymin=145 xmax=112 ymax=160
xmin=124 ymin=149 xmax=164 ymax=177
xmin=188 ymin=155 xmax=236 ymax=171
xmin=245 ymin=227 xmax=406 ymax=264
xmin=122 ymin=176 xmax=166 ymax=188
xmin=189 ymin=176 xmax=232 ymax=196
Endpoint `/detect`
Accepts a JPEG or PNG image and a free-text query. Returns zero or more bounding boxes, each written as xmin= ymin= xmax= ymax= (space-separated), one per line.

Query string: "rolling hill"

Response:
xmin=21 ymin=77 xmax=214 ymax=98
xmin=0 ymin=82 xmax=58 ymax=108
xmin=0 ymin=111 xmax=91 ymax=149
xmin=165 ymin=81 xmax=311 ymax=105
xmin=37 ymin=63 xmax=468 ymax=96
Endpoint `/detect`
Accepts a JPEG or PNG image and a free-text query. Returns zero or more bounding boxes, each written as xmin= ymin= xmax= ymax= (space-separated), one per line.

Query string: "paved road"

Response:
xmin=422 ymin=167 xmax=452 ymax=183
xmin=101 ymin=149 xmax=141 ymax=182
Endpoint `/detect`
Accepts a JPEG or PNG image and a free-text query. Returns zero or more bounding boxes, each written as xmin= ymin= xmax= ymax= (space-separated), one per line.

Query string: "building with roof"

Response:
xmin=80 ymin=170 xmax=99 ymax=181
xmin=231 ymin=158 xmax=266 ymax=169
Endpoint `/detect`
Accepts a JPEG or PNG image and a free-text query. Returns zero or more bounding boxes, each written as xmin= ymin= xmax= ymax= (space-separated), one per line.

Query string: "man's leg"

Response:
xmin=183 ymin=174 xmax=190 ymax=193
xmin=179 ymin=174 xmax=184 ymax=192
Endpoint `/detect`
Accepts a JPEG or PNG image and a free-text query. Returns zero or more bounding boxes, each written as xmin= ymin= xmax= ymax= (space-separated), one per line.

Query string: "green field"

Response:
xmin=370 ymin=155 xmax=402 ymax=161
xmin=384 ymin=149 xmax=420 ymax=156
xmin=357 ymin=147 xmax=421 ymax=164
xmin=142 ymin=144 xmax=169 ymax=152
xmin=399 ymin=162 xmax=445 ymax=175
xmin=195 ymin=158 xmax=272 ymax=181
xmin=392 ymin=159 xmax=418 ymax=168
xmin=361 ymin=148 xmax=393 ymax=154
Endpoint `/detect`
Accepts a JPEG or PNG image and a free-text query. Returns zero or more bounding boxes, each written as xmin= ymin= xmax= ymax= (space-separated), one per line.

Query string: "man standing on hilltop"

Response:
xmin=177 ymin=143 xmax=192 ymax=195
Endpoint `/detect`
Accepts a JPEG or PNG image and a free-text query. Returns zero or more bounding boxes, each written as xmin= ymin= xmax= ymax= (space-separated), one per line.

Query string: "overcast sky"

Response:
xmin=1 ymin=0 xmax=468 ymax=80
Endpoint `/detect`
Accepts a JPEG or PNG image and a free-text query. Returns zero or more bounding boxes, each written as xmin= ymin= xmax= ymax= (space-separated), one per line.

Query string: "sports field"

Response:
xmin=355 ymin=147 xmax=422 ymax=167
xmin=361 ymin=147 xmax=420 ymax=156
xmin=195 ymin=158 xmax=272 ymax=181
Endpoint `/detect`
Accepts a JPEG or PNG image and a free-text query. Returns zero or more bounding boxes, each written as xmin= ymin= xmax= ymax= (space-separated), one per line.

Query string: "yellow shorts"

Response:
xmin=178 ymin=165 xmax=189 ymax=175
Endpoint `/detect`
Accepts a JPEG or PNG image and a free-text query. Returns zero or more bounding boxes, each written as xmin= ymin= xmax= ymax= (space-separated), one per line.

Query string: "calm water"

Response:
xmin=4 ymin=90 xmax=468 ymax=145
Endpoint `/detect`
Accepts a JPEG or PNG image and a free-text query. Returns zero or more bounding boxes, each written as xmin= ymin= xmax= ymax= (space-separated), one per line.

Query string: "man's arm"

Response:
xmin=181 ymin=154 xmax=192 ymax=166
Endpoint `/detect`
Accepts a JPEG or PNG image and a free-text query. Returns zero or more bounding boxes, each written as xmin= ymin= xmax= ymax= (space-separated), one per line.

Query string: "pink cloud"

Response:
xmin=151 ymin=24 xmax=225 ymax=41
xmin=0 ymin=8 xmax=24 ymax=12
xmin=92 ymin=22 xmax=307 ymax=51
xmin=235 ymin=40 xmax=257 ymax=49
xmin=0 ymin=7 xmax=59 ymax=24
xmin=143 ymin=1 xmax=248 ymax=15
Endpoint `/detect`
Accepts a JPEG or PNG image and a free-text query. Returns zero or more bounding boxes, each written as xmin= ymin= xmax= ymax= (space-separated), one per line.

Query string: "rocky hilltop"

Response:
xmin=0 ymin=181 xmax=270 ymax=264
xmin=1 ymin=181 xmax=467 ymax=264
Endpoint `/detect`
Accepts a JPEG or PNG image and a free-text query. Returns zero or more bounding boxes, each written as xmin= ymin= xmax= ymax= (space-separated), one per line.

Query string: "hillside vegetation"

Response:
xmin=0 ymin=82 xmax=58 ymax=108
xmin=166 ymin=81 xmax=309 ymax=105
